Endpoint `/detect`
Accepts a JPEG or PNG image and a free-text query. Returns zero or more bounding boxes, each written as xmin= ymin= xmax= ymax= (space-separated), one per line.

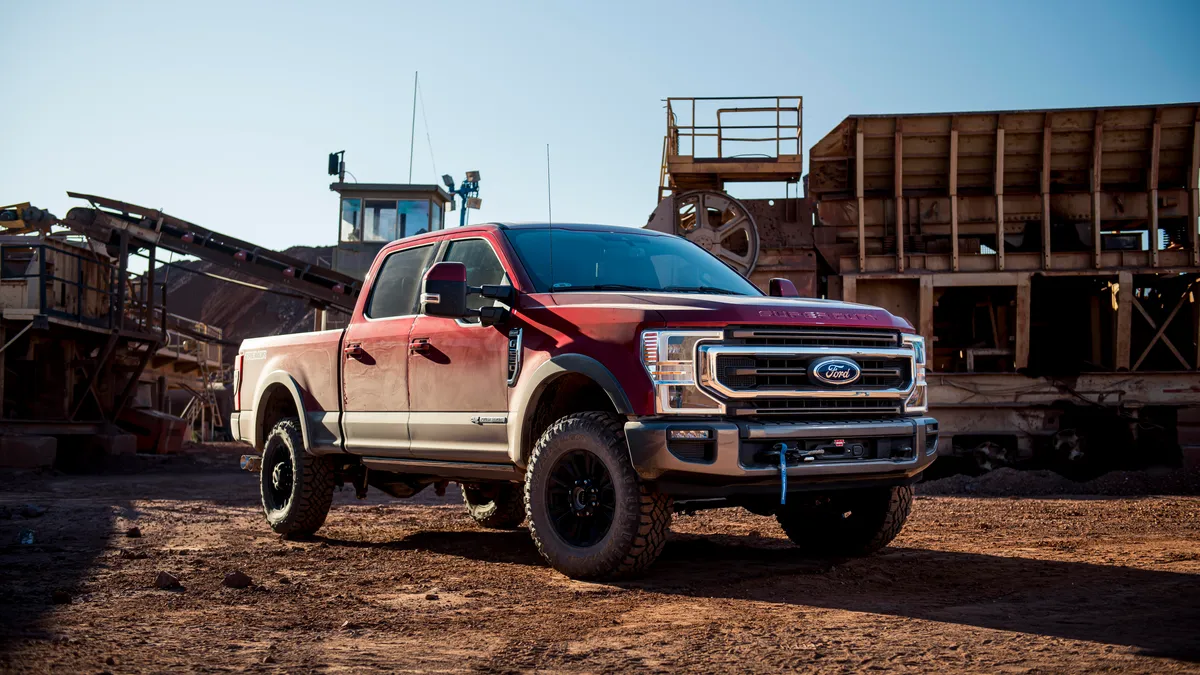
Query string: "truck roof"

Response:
xmin=389 ymin=222 xmax=670 ymax=248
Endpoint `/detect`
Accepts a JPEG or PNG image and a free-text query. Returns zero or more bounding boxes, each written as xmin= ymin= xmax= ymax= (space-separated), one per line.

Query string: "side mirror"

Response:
xmin=769 ymin=278 xmax=799 ymax=298
xmin=480 ymin=284 xmax=517 ymax=306
xmin=421 ymin=262 xmax=469 ymax=317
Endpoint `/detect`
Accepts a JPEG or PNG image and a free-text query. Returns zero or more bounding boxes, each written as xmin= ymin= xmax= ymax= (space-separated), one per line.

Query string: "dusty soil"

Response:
xmin=1 ymin=447 xmax=1198 ymax=673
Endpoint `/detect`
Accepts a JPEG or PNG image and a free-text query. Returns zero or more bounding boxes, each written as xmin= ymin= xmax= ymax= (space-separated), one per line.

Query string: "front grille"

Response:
xmin=725 ymin=327 xmax=900 ymax=348
xmin=715 ymin=354 xmax=908 ymax=391
xmin=730 ymin=398 xmax=903 ymax=417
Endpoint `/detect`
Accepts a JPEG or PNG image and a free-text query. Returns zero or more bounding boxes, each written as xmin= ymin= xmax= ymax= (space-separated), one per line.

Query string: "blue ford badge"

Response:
xmin=809 ymin=356 xmax=862 ymax=386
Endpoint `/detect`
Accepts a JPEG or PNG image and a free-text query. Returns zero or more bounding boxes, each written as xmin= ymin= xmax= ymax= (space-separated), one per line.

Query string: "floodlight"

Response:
xmin=465 ymin=171 xmax=480 ymax=183
xmin=466 ymin=197 xmax=482 ymax=210
xmin=442 ymin=174 xmax=455 ymax=190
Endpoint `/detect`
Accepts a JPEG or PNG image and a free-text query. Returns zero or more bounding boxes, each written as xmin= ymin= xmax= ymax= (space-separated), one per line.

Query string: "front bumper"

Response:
xmin=625 ymin=417 xmax=938 ymax=488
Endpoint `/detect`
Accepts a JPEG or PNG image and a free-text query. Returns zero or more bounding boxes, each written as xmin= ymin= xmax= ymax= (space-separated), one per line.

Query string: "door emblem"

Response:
xmin=808 ymin=356 xmax=862 ymax=386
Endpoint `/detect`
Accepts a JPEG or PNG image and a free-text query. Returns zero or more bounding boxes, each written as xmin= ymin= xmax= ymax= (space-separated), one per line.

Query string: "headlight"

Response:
xmin=902 ymin=334 xmax=928 ymax=414
xmin=640 ymin=330 xmax=724 ymax=414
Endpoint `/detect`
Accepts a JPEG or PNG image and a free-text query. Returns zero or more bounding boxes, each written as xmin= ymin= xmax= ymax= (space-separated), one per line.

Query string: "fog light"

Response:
xmin=668 ymin=429 xmax=711 ymax=441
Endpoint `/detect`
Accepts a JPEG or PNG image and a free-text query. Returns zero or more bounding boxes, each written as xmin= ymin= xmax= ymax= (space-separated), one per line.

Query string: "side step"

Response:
xmin=360 ymin=457 xmax=521 ymax=481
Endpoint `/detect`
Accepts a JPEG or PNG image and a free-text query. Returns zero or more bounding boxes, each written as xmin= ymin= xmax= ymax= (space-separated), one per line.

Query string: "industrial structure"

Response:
xmin=650 ymin=97 xmax=1200 ymax=473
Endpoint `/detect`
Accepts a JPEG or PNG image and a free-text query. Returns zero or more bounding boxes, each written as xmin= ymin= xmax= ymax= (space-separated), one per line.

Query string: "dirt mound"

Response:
xmin=159 ymin=245 xmax=334 ymax=362
xmin=918 ymin=465 xmax=1200 ymax=497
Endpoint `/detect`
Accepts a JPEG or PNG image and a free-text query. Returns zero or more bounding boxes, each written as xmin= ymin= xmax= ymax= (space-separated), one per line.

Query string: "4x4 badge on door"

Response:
xmin=808 ymin=356 xmax=862 ymax=386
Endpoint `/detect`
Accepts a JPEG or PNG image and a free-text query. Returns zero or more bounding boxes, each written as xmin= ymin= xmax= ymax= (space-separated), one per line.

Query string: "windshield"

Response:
xmin=503 ymin=227 xmax=762 ymax=296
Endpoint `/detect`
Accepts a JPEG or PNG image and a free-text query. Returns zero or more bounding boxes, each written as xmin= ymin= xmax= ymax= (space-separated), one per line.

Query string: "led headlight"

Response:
xmin=902 ymin=333 xmax=928 ymax=414
xmin=640 ymin=330 xmax=724 ymax=414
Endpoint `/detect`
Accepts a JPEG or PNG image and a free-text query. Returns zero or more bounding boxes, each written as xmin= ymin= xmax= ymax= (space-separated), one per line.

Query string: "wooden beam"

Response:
xmin=1092 ymin=115 xmax=1104 ymax=269
xmin=1191 ymin=118 xmax=1200 ymax=267
xmin=1116 ymin=270 xmax=1132 ymax=370
xmin=1149 ymin=110 xmax=1162 ymax=267
xmin=842 ymin=275 xmax=858 ymax=303
xmin=1131 ymin=285 xmax=1195 ymax=370
xmin=856 ymin=127 xmax=866 ymax=272
xmin=1015 ymin=274 xmax=1031 ymax=370
xmin=895 ymin=121 xmax=904 ymax=273
xmin=950 ymin=123 xmax=960 ymax=272
xmin=1041 ymin=120 xmax=1052 ymax=270
xmin=995 ymin=124 xmax=1005 ymax=271
xmin=918 ymin=275 xmax=934 ymax=349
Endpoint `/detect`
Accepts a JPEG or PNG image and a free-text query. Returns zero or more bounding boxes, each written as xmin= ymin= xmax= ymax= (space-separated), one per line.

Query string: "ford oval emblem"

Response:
xmin=809 ymin=356 xmax=862 ymax=386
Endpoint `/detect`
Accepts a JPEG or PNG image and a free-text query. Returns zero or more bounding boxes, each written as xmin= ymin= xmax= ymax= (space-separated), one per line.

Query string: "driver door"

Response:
xmin=407 ymin=236 xmax=514 ymax=462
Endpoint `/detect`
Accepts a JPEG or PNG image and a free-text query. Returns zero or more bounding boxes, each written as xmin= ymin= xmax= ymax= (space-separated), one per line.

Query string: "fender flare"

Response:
xmin=508 ymin=354 xmax=634 ymax=466
xmin=251 ymin=370 xmax=312 ymax=451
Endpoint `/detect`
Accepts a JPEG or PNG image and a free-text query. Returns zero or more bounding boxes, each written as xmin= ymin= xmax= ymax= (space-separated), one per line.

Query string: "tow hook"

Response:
xmin=758 ymin=443 xmax=825 ymax=505
xmin=240 ymin=454 xmax=262 ymax=473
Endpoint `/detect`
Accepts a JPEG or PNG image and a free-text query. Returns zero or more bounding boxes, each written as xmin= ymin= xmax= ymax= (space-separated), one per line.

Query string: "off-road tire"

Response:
xmin=259 ymin=417 xmax=334 ymax=537
xmin=525 ymin=412 xmax=672 ymax=579
xmin=775 ymin=485 xmax=912 ymax=557
xmin=462 ymin=482 xmax=526 ymax=529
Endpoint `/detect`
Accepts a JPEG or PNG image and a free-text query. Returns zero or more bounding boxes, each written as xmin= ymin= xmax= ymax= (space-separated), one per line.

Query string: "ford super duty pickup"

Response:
xmin=231 ymin=223 xmax=937 ymax=579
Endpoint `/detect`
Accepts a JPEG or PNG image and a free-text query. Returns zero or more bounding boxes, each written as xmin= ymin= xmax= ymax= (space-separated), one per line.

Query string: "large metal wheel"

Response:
xmin=646 ymin=190 xmax=759 ymax=276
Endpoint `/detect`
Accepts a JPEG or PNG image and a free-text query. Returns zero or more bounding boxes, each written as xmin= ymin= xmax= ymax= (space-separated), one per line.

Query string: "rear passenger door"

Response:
xmin=406 ymin=236 xmax=514 ymax=462
xmin=341 ymin=243 xmax=435 ymax=457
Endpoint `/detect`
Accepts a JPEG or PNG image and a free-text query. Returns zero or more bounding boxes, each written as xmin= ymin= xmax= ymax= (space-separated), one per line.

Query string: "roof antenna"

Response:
xmin=408 ymin=71 xmax=418 ymax=182
xmin=546 ymin=143 xmax=553 ymax=225
xmin=547 ymin=143 xmax=555 ymax=288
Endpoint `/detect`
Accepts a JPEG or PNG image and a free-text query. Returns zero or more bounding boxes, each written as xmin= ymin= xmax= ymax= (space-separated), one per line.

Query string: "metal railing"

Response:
xmin=0 ymin=240 xmax=118 ymax=329
xmin=666 ymin=96 xmax=803 ymax=160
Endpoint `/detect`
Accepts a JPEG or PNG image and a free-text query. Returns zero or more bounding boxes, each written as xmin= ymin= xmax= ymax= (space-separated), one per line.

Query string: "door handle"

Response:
xmin=343 ymin=343 xmax=365 ymax=359
xmin=409 ymin=338 xmax=431 ymax=355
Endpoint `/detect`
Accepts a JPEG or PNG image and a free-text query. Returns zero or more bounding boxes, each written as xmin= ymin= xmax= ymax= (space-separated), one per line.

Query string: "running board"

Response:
xmin=360 ymin=457 xmax=521 ymax=481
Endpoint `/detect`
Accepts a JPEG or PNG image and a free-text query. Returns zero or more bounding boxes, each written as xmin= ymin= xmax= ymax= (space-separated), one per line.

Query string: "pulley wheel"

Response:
xmin=646 ymin=190 xmax=759 ymax=276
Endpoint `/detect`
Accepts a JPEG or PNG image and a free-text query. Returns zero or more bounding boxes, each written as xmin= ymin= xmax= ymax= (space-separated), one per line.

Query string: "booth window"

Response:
xmin=399 ymin=200 xmax=431 ymax=237
xmin=363 ymin=200 xmax=399 ymax=242
xmin=340 ymin=199 xmax=362 ymax=242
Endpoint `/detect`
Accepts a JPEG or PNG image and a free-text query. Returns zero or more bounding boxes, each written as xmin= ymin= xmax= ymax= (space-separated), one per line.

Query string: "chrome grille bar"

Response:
xmin=699 ymin=345 xmax=916 ymax=400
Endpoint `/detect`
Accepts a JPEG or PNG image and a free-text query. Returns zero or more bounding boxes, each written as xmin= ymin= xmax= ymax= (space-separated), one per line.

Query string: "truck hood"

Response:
xmin=546 ymin=292 xmax=914 ymax=332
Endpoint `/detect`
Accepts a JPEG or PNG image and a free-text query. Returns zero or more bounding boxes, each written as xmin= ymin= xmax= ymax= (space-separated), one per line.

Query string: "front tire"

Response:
xmin=462 ymin=482 xmax=525 ymax=529
xmin=775 ymin=485 xmax=912 ymax=557
xmin=525 ymin=412 xmax=671 ymax=579
xmin=260 ymin=418 xmax=335 ymax=537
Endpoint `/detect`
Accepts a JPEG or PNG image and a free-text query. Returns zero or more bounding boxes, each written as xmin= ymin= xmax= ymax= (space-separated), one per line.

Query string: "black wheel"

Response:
xmin=775 ymin=485 xmax=913 ymax=557
xmin=462 ymin=482 xmax=525 ymax=529
xmin=525 ymin=412 xmax=671 ymax=579
xmin=260 ymin=418 xmax=334 ymax=537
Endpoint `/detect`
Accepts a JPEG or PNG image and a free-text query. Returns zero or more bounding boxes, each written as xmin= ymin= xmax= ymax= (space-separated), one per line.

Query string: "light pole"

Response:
xmin=442 ymin=171 xmax=481 ymax=227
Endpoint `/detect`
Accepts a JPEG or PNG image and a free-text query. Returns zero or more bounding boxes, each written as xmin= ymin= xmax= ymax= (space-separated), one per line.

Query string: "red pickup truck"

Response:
xmin=232 ymin=223 xmax=936 ymax=579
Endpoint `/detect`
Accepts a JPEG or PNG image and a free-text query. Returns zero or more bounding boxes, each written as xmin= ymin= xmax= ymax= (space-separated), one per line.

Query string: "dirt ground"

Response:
xmin=1 ymin=446 xmax=1198 ymax=674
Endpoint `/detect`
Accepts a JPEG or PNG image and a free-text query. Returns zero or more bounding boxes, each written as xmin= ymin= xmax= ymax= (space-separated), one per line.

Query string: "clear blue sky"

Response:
xmin=3 ymin=0 xmax=1197 ymax=252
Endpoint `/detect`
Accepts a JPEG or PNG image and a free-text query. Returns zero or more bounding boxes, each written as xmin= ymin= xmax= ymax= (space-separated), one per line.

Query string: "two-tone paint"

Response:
xmin=231 ymin=223 xmax=916 ymax=472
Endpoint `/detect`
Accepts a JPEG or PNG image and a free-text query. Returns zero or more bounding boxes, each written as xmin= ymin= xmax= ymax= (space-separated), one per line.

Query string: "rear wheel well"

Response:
xmin=523 ymin=373 xmax=620 ymax=464
xmin=257 ymin=384 xmax=300 ymax=449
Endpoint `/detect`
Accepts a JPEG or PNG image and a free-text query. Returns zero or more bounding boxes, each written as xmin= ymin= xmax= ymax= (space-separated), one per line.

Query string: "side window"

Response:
xmin=443 ymin=239 xmax=508 ymax=315
xmin=366 ymin=245 xmax=434 ymax=319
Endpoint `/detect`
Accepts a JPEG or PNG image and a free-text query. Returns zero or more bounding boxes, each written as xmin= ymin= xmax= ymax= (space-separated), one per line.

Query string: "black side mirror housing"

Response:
xmin=421 ymin=262 xmax=469 ymax=317
xmin=769 ymin=277 xmax=800 ymax=297
xmin=480 ymin=284 xmax=517 ymax=306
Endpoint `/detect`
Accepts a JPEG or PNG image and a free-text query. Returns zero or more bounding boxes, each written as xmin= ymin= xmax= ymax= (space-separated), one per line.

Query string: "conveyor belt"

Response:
xmin=62 ymin=192 xmax=360 ymax=311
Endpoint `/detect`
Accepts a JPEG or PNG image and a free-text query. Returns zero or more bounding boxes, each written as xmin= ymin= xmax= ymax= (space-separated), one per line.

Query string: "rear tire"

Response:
xmin=462 ymin=482 xmax=525 ymax=529
xmin=525 ymin=412 xmax=671 ymax=579
xmin=260 ymin=418 xmax=334 ymax=537
xmin=775 ymin=485 xmax=912 ymax=557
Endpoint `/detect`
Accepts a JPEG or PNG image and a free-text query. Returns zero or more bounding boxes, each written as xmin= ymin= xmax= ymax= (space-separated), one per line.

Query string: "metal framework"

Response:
xmin=64 ymin=193 xmax=362 ymax=312
xmin=660 ymin=96 xmax=804 ymax=200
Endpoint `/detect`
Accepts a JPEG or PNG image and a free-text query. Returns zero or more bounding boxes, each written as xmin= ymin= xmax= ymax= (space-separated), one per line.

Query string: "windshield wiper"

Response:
xmin=663 ymin=286 xmax=744 ymax=295
xmin=552 ymin=283 xmax=659 ymax=293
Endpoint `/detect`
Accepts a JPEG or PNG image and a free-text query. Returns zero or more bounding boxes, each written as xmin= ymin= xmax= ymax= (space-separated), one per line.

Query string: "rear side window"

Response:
xmin=443 ymin=239 xmax=508 ymax=314
xmin=366 ymin=245 xmax=434 ymax=318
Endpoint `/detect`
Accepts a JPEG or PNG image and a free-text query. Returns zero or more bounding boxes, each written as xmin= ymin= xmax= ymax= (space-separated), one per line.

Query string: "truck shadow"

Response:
xmin=325 ymin=528 xmax=1200 ymax=662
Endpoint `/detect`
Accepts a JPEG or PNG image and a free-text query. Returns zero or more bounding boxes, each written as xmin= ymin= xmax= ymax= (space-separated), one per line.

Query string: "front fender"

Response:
xmin=507 ymin=354 xmax=634 ymax=467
